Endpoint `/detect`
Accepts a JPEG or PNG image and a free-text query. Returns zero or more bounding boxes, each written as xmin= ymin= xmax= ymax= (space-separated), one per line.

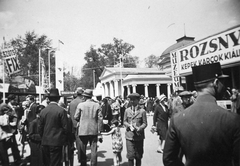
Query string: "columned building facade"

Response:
xmin=99 ymin=67 xmax=172 ymax=99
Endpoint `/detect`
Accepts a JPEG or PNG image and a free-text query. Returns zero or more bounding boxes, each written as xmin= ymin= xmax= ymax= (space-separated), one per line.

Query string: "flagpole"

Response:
xmin=2 ymin=58 xmax=5 ymax=103
xmin=2 ymin=38 xmax=6 ymax=103
xmin=39 ymin=48 xmax=41 ymax=103
xmin=120 ymin=57 xmax=123 ymax=97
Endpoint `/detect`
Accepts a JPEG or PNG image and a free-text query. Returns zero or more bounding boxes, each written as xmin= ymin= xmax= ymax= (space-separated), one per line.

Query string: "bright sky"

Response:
xmin=0 ymin=0 xmax=240 ymax=75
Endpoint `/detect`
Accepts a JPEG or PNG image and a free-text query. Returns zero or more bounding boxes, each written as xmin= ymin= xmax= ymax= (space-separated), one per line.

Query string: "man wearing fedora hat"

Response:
xmin=124 ymin=93 xmax=147 ymax=166
xmin=74 ymin=89 xmax=103 ymax=166
xmin=68 ymin=87 xmax=85 ymax=163
xmin=163 ymin=62 xmax=240 ymax=166
xmin=38 ymin=88 xmax=68 ymax=166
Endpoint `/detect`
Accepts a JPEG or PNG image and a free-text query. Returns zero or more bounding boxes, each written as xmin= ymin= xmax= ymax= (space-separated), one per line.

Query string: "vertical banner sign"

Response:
xmin=55 ymin=50 xmax=64 ymax=92
xmin=170 ymin=50 xmax=180 ymax=91
xmin=0 ymin=47 xmax=21 ymax=75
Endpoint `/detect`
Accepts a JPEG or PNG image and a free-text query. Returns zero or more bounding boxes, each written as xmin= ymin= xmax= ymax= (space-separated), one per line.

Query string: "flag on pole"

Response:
xmin=39 ymin=56 xmax=45 ymax=69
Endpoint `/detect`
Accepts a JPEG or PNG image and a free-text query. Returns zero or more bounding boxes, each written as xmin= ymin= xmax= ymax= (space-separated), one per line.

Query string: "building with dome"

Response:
xmin=157 ymin=36 xmax=195 ymax=89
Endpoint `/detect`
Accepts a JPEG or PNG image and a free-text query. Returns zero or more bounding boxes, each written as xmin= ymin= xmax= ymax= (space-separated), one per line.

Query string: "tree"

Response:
xmin=144 ymin=54 xmax=160 ymax=68
xmin=10 ymin=31 xmax=53 ymax=86
xmin=80 ymin=38 xmax=136 ymax=89
xmin=80 ymin=46 xmax=105 ymax=89
xmin=98 ymin=37 xmax=137 ymax=67
xmin=64 ymin=71 xmax=82 ymax=91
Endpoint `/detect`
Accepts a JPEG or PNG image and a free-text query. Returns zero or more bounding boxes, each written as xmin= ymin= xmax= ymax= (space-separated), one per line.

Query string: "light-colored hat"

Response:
xmin=22 ymin=101 xmax=30 ymax=107
xmin=75 ymin=87 xmax=84 ymax=95
xmin=159 ymin=94 xmax=167 ymax=102
xmin=139 ymin=99 xmax=146 ymax=105
xmin=175 ymin=86 xmax=184 ymax=92
xmin=179 ymin=91 xmax=193 ymax=97
xmin=82 ymin=89 xmax=93 ymax=97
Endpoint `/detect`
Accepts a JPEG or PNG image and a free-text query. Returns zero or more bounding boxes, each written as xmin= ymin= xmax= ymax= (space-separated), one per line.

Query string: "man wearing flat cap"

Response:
xmin=178 ymin=91 xmax=194 ymax=109
xmin=74 ymin=89 xmax=103 ymax=166
xmin=163 ymin=62 xmax=240 ymax=166
xmin=124 ymin=93 xmax=147 ymax=166
xmin=68 ymin=87 xmax=85 ymax=163
xmin=38 ymin=88 xmax=68 ymax=166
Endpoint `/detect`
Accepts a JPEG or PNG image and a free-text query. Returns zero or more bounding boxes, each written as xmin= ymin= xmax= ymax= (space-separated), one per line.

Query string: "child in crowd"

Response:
xmin=101 ymin=119 xmax=123 ymax=166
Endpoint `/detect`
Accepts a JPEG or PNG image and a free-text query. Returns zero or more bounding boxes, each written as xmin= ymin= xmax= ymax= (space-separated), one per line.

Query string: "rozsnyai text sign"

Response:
xmin=178 ymin=25 xmax=240 ymax=75
xmin=170 ymin=25 xmax=240 ymax=89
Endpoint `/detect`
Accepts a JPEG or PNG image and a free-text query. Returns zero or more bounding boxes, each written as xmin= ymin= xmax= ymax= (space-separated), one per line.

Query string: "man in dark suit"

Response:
xmin=74 ymin=89 xmax=103 ymax=166
xmin=124 ymin=93 xmax=148 ymax=166
xmin=68 ymin=87 xmax=85 ymax=163
xmin=38 ymin=88 xmax=68 ymax=166
xmin=163 ymin=62 xmax=240 ymax=166
xmin=26 ymin=95 xmax=38 ymax=125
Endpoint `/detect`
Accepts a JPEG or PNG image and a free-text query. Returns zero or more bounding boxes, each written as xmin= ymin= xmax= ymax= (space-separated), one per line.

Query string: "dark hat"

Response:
xmin=47 ymin=88 xmax=61 ymax=97
xmin=128 ymin=93 xmax=140 ymax=99
xmin=0 ymin=103 xmax=12 ymax=113
xmin=192 ymin=62 xmax=228 ymax=86
xmin=82 ymin=89 xmax=93 ymax=97
xmin=75 ymin=87 xmax=84 ymax=95
xmin=179 ymin=91 xmax=193 ymax=97
xmin=7 ymin=94 xmax=16 ymax=101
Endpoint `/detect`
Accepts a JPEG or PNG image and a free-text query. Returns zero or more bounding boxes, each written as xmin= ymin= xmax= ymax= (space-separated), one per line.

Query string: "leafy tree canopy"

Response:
xmin=10 ymin=31 xmax=53 ymax=85
xmin=80 ymin=38 xmax=137 ymax=89
xmin=144 ymin=54 xmax=160 ymax=68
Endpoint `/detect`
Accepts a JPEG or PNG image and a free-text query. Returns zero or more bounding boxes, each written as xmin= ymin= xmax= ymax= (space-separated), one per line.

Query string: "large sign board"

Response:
xmin=0 ymin=46 xmax=36 ymax=94
xmin=170 ymin=25 xmax=240 ymax=89
xmin=0 ymin=47 xmax=21 ymax=75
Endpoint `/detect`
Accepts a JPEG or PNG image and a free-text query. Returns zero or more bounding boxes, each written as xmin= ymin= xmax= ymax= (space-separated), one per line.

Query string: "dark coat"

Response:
xmin=153 ymin=103 xmax=169 ymax=140
xmin=101 ymin=103 xmax=112 ymax=124
xmin=29 ymin=118 xmax=43 ymax=166
xmin=68 ymin=97 xmax=84 ymax=128
xmin=27 ymin=102 xmax=38 ymax=124
xmin=146 ymin=99 xmax=154 ymax=112
xmin=124 ymin=105 xmax=147 ymax=141
xmin=163 ymin=94 xmax=240 ymax=166
xmin=38 ymin=102 xmax=68 ymax=146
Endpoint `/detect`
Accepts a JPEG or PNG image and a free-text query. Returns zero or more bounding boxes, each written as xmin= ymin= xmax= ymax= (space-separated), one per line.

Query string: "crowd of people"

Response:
xmin=0 ymin=62 xmax=240 ymax=166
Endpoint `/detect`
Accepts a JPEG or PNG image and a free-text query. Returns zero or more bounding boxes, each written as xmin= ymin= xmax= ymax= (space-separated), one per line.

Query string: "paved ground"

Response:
xmin=8 ymin=115 xmax=164 ymax=166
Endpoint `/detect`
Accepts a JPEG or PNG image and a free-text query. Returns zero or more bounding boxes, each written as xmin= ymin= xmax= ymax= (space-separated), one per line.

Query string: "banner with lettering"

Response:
xmin=173 ymin=25 xmax=240 ymax=76
xmin=0 ymin=47 xmax=21 ymax=75
xmin=0 ymin=46 xmax=37 ymax=94
xmin=170 ymin=25 xmax=240 ymax=88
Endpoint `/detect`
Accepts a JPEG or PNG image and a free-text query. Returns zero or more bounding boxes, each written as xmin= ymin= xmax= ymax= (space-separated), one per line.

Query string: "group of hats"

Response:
xmin=47 ymin=88 xmax=93 ymax=98
xmin=46 ymin=63 xmax=227 ymax=99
